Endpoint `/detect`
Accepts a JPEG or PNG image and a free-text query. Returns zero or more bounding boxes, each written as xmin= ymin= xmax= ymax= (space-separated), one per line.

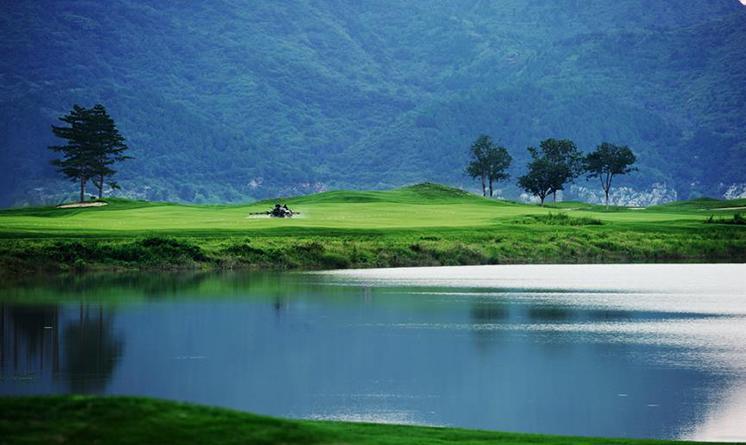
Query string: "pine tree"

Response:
xmin=88 ymin=105 xmax=130 ymax=199
xmin=49 ymin=105 xmax=97 ymax=202
xmin=49 ymin=105 xmax=131 ymax=201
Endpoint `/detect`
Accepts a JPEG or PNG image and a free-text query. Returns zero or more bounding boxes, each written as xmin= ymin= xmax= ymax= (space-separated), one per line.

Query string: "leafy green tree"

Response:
xmin=49 ymin=105 xmax=130 ymax=202
xmin=467 ymin=135 xmax=512 ymax=197
xmin=585 ymin=142 xmax=637 ymax=208
xmin=537 ymin=138 xmax=583 ymax=202
xmin=485 ymin=145 xmax=512 ymax=197
xmin=466 ymin=135 xmax=491 ymax=196
xmin=49 ymin=105 xmax=97 ymax=202
xmin=518 ymin=151 xmax=554 ymax=206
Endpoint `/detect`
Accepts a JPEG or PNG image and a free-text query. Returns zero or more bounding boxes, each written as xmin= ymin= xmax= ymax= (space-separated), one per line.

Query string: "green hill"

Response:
xmin=649 ymin=197 xmax=746 ymax=211
xmin=280 ymin=183 xmax=485 ymax=205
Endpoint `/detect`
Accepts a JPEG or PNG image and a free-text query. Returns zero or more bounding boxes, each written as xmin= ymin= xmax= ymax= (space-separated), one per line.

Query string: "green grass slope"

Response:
xmin=0 ymin=183 xmax=744 ymax=278
xmin=255 ymin=183 xmax=490 ymax=206
xmin=649 ymin=197 xmax=746 ymax=211
xmin=0 ymin=183 xmax=736 ymax=236
xmin=0 ymin=396 xmax=723 ymax=445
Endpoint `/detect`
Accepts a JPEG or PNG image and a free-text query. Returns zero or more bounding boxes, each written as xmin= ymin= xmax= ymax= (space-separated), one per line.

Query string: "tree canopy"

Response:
xmin=516 ymin=139 xmax=582 ymax=205
xmin=517 ymin=155 xmax=555 ymax=206
xmin=585 ymin=142 xmax=637 ymax=207
xmin=466 ymin=135 xmax=492 ymax=197
xmin=536 ymin=138 xmax=583 ymax=201
xmin=466 ymin=135 xmax=512 ymax=197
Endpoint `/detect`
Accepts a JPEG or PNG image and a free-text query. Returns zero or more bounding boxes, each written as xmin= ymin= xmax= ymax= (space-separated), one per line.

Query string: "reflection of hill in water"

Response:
xmin=1 ymin=272 xmax=328 ymax=303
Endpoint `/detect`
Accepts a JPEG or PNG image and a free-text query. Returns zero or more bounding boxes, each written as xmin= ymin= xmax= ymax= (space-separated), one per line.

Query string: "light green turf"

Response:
xmin=1 ymin=183 xmax=743 ymax=237
xmin=0 ymin=183 xmax=743 ymax=277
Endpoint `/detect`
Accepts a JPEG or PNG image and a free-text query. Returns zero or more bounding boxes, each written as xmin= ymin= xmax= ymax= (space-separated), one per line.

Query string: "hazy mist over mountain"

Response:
xmin=1 ymin=0 xmax=745 ymax=206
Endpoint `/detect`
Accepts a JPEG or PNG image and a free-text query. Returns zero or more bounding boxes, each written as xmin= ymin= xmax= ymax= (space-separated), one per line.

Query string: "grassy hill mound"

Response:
xmin=648 ymin=197 xmax=746 ymax=211
xmin=273 ymin=183 xmax=491 ymax=205
xmin=0 ymin=198 xmax=171 ymax=217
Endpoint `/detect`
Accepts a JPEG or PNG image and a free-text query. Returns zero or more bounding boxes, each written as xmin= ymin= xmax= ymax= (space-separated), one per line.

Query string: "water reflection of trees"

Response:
xmin=0 ymin=304 xmax=59 ymax=377
xmin=469 ymin=301 xmax=509 ymax=353
xmin=0 ymin=303 xmax=122 ymax=393
xmin=62 ymin=304 xmax=123 ymax=393
xmin=526 ymin=306 xmax=572 ymax=321
xmin=470 ymin=302 xmax=509 ymax=323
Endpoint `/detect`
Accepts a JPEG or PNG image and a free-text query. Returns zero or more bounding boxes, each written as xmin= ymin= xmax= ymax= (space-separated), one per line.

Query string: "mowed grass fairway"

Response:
xmin=0 ymin=396 xmax=726 ymax=445
xmin=3 ymin=183 xmax=742 ymax=234
xmin=0 ymin=183 xmax=744 ymax=276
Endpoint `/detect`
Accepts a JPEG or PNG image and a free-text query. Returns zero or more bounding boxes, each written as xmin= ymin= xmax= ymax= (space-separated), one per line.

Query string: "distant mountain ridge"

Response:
xmin=1 ymin=0 xmax=744 ymax=206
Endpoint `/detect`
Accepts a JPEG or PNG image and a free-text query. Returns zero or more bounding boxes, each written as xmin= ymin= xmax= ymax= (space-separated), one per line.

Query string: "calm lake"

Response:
xmin=1 ymin=264 xmax=745 ymax=442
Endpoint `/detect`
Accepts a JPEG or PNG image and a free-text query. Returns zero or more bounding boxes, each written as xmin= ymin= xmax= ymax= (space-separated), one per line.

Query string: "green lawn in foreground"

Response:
xmin=0 ymin=183 xmax=744 ymax=277
xmin=0 ymin=396 xmax=721 ymax=445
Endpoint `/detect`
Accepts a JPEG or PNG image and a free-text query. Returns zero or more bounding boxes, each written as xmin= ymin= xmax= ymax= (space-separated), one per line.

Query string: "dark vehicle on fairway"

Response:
xmin=256 ymin=203 xmax=296 ymax=218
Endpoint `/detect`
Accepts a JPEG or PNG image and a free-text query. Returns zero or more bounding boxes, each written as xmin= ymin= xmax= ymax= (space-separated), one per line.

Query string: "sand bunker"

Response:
xmin=710 ymin=206 xmax=746 ymax=211
xmin=57 ymin=201 xmax=108 ymax=209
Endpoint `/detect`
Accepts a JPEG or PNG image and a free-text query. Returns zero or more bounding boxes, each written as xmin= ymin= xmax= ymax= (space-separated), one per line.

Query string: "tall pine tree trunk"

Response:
xmin=97 ymin=174 xmax=104 ymax=199
xmin=481 ymin=176 xmax=486 ymax=197
xmin=80 ymin=177 xmax=85 ymax=202
xmin=489 ymin=179 xmax=493 ymax=197
xmin=605 ymin=189 xmax=609 ymax=209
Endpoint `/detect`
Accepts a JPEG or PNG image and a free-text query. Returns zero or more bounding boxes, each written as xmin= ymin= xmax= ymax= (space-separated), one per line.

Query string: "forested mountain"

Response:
xmin=1 ymin=0 xmax=745 ymax=206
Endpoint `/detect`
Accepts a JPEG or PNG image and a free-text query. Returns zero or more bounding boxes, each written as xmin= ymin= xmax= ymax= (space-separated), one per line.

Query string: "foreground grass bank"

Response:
xmin=0 ymin=396 xmax=719 ymax=445
xmin=1 ymin=183 xmax=745 ymax=279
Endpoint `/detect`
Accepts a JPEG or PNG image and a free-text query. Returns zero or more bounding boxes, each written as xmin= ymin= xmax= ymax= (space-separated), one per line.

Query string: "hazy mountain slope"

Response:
xmin=347 ymin=7 xmax=746 ymax=196
xmin=0 ymin=0 xmax=744 ymax=205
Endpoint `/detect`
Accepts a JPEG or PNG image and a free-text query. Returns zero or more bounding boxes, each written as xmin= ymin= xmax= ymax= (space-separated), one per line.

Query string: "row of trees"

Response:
xmin=466 ymin=135 xmax=636 ymax=207
xmin=49 ymin=104 xmax=131 ymax=201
